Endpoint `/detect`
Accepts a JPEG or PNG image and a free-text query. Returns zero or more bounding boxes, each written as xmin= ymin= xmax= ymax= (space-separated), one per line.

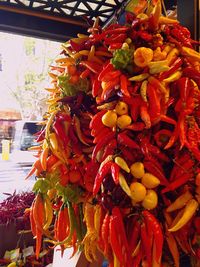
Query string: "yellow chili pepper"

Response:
xmin=166 ymin=48 xmax=179 ymax=65
xmin=94 ymin=204 xmax=102 ymax=236
xmin=129 ymin=73 xmax=149 ymax=82
xmin=163 ymin=70 xmax=182 ymax=83
xmin=158 ymin=17 xmax=178 ymax=24
xmin=148 ymin=60 xmax=170 ymax=74
xmin=77 ymin=33 xmax=89 ymax=38
xmin=79 ymin=50 xmax=89 ymax=56
xmin=166 ymin=191 xmax=193 ymax=212
xmin=165 ymin=225 xmax=180 ymax=267
xmin=45 ymin=110 xmax=57 ymax=139
xmin=48 ymin=72 xmax=57 ymax=79
xmin=114 ymin=253 xmax=120 ymax=267
xmin=168 ymin=199 xmax=199 ymax=232
xmin=115 ymin=101 xmax=128 ymax=115
xmin=115 ymin=156 xmax=130 ymax=173
xmin=40 ymin=147 xmax=49 ymax=171
xmin=134 ymin=47 xmax=153 ymax=67
xmin=153 ymin=47 xmax=167 ymax=61
xmin=181 ymin=46 xmax=200 ymax=61
xmin=55 ymin=57 xmax=75 ymax=65
xmin=43 ymin=196 xmax=53 ymax=231
xmin=88 ymin=45 xmax=95 ymax=61
xmin=119 ymin=172 xmax=131 ymax=197
xmin=102 ymin=110 xmax=118 ymax=128
xmin=117 ymin=114 xmax=132 ymax=129
xmin=140 ymin=80 xmax=148 ymax=102
xmin=7 ymin=263 xmax=17 ymax=267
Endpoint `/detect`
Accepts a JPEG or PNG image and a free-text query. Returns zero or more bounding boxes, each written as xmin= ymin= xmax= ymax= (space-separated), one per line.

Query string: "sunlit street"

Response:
xmin=0 ymin=157 xmax=35 ymax=202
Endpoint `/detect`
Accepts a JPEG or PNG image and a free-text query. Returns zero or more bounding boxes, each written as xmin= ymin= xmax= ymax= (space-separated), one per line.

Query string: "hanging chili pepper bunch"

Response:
xmin=27 ymin=0 xmax=200 ymax=266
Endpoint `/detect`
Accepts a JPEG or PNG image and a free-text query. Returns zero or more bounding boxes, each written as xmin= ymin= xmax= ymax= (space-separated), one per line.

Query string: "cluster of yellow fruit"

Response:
xmin=102 ymin=101 xmax=132 ymax=129
xmin=129 ymin=162 xmax=160 ymax=210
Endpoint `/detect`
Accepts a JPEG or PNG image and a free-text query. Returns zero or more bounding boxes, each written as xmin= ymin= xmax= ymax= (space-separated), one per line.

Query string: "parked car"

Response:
xmin=10 ymin=121 xmax=42 ymax=166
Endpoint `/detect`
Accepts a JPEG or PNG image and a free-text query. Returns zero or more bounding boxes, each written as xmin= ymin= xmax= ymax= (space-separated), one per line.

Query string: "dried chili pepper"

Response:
xmin=93 ymin=160 xmax=113 ymax=195
xmin=92 ymin=131 xmax=115 ymax=161
xmin=117 ymin=132 xmax=140 ymax=150
xmin=111 ymin=163 xmax=120 ymax=184
xmin=141 ymin=222 xmax=152 ymax=267
xmin=142 ymin=210 xmax=163 ymax=264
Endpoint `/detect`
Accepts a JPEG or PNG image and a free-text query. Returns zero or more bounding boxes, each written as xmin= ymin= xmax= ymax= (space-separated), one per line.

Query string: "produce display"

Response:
xmin=27 ymin=0 xmax=200 ymax=266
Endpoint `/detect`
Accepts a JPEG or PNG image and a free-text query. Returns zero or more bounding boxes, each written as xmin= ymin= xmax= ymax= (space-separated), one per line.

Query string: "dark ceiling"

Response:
xmin=0 ymin=0 xmax=198 ymax=42
xmin=0 ymin=0 xmax=127 ymax=40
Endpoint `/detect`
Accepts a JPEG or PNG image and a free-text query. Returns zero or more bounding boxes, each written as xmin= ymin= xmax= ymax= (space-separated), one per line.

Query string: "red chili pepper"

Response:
xmin=93 ymin=160 xmax=113 ymax=195
xmin=128 ymin=219 xmax=140 ymax=253
xmin=109 ymin=215 xmax=124 ymax=265
xmin=92 ymin=131 xmax=115 ymax=161
xmin=112 ymin=207 xmax=130 ymax=253
xmin=101 ymin=70 xmax=121 ymax=82
xmin=93 ymin=127 xmax=111 ymax=144
xmin=68 ymin=125 xmax=78 ymax=144
xmin=111 ymin=163 xmax=120 ymax=184
xmin=154 ymin=129 xmax=172 ymax=147
xmin=35 ymin=128 xmax=45 ymax=142
xmin=101 ymin=77 xmax=120 ymax=101
xmin=148 ymin=143 xmax=170 ymax=162
xmin=162 ymin=172 xmax=193 ymax=193
xmin=183 ymin=67 xmax=200 ymax=87
xmin=120 ymin=74 xmax=131 ymax=97
xmin=117 ymin=132 xmax=140 ymax=149
xmin=160 ymin=57 xmax=183 ymax=80
xmin=53 ymin=120 xmax=69 ymax=147
xmin=147 ymin=83 xmax=161 ymax=121
xmin=69 ymin=39 xmax=84 ymax=52
xmin=159 ymin=114 xmax=177 ymax=125
xmin=140 ymin=101 xmax=151 ymax=129
xmin=170 ymin=158 xmax=194 ymax=182
xmin=80 ymin=60 xmax=101 ymax=73
xmin=90 ymin=110 xmax=107 ymax=130
xmin=138 ymin=30 xmax=153 ymax=41
xmin=92 ymin=78 xmax=101 ymax=97
xmin=142 ymin=210 xmax=163 ymax=265
xmin=128 ymin=96 xmax=142 ymax=121
xmin=101 ymin=213 xmax=110 ymax=256
xmin=141 ymin=222 xmax=152 ymax=267
xmin=169 ymin=152 xmax=191 ymax=181
xmin=121 ymin=147 xmax=138 ymax=163
xmin=101 ymin=139 xmax=117 ymax=162
xmin=98 ymin=62 xmax=114 ymax=81
xmin=104 ymin=33 xmax=127 ymax=45
xmin=132 ymin=246 xmax=142 ymax=267
xmin=105 ymin=26 xmax=129 ymax=35
xmin=177 ymin=77 xmax=191 ymax=105
xmin=178 ymin=114 xmax=186 ymax=150
xmin=57 ymin=112 xmax=71 ymax=122
xmin=91 ymin=124 xmax=106 ymax=137
xmin=126 ymin=122 xmax=145 ymax=131
xmin=109 ymin=43 xmax=123 ymax=50
xmin=164 ymin=125 xmax=179 ymax=149
xmin=73 ymin=115 xmax=92 ymax=145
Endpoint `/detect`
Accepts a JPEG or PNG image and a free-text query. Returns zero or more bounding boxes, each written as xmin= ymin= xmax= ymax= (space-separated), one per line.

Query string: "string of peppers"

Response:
xmin=27 ymin=0 xmax=200 ymax=266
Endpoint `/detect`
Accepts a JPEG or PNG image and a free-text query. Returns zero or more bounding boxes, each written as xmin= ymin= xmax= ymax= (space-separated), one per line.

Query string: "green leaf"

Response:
xmin=56 ymin=183 xmax=83 ymax=203
xmin=57 ymin=74 xmax=89 ymax=97
xmin=32 ymin=179 xmax=51 ymax=194
xmin=111 ymin=48 xmax=134 ymax=70
xmin=125 ymin=0 xmax=148 ymax=14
